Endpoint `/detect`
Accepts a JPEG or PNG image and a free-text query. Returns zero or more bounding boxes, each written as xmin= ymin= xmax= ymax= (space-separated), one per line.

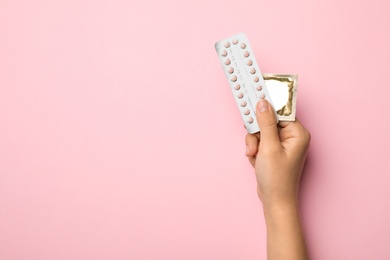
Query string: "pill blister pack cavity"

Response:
xmin=215 ymin=33 xmax=278 ymax=134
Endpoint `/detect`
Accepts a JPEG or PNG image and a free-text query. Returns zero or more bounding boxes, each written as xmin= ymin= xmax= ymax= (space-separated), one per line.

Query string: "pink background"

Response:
xmin=1 ymin=0 xmax=389 ymax=259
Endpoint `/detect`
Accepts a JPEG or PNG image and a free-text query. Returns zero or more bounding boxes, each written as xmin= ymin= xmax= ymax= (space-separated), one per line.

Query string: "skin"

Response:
xmin=245 ymin=99 xmax=311 ymax=260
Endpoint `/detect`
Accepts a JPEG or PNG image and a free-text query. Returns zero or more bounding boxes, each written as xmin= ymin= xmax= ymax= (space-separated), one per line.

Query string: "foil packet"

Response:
xmin=263 ymin=73 xmax=298 ymax=121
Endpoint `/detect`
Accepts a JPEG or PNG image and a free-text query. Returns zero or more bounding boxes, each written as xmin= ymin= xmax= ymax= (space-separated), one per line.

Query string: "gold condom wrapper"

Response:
xmin=262 ymin=73 xmax=298 ymax=121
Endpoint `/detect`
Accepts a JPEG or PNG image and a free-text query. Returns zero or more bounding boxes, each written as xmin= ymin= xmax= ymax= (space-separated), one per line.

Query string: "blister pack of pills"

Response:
xmin=215 ymin=33 xmax=278 ymax=134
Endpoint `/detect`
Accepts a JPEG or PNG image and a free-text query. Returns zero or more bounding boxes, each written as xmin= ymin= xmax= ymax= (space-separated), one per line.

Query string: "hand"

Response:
xmin=246 ymin=99 xmax=310 ymax=260
xmin=245 ymin=99 xmax=311 ymax=206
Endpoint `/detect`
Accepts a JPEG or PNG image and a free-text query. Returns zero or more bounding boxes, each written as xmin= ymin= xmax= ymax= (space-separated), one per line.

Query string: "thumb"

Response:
xmin=256 ymin=99 xmax=281 ymax=148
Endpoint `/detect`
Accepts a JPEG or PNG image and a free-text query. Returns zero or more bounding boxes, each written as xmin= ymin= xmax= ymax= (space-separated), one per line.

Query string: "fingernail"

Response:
xmin=246 ymin=145 xmax=249 ymax=155
xmin=257 ymin=99 xmax=269 ymax=112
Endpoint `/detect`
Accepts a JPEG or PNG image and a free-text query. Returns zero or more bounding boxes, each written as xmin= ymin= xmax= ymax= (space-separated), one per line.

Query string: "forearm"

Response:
xmin=263 ymin=200 xmax=308 ymax=260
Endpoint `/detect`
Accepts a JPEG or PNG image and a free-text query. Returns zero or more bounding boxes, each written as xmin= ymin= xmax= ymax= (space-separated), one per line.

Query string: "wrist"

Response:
xmin=262 ymin=198 xmax=308 ymax=260
xmin=259 ymin=191 xmax=299 ymax=209
xmin=262 ymin=198 xmax=300 ymax=221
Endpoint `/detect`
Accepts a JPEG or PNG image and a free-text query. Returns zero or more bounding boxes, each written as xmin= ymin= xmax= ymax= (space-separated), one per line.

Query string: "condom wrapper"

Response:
xmin=262 ymin=74 xmax=298 ymax=121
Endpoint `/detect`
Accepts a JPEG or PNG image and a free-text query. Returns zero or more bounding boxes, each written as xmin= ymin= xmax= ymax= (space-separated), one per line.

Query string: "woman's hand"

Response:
xmin=245 ymin=99 xmax=311 ymax=206
xmin=245 ymin=99 xmax=310 ymax=260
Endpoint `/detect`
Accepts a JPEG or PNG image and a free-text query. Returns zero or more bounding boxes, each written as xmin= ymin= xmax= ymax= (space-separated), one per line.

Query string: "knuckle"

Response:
xmin=303 ymin=128 xmax=311 ymax=142
xmin=306 ymin=130 xmax=311 ymax=143
xmin=301 ymin=129 xmax=311 ymax=148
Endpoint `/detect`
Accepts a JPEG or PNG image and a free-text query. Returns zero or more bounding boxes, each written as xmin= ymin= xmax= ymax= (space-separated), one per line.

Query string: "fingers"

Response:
xmin=248 ymin=156 xmax=256 ymax=168
xmin=278 ymin=121 xmax=292 ymax=128
xmin=278 ymin=117 xmax=311 ymax=150
xmin=278 ymin=117 xmax=309 ymax=138
xmin=256 ymin=100 xmax=282 ymax=149
xmin=245 ymin=133 xmax=259 ymax=157
xmin=278 ymin=117 xmax=301 ymax=128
